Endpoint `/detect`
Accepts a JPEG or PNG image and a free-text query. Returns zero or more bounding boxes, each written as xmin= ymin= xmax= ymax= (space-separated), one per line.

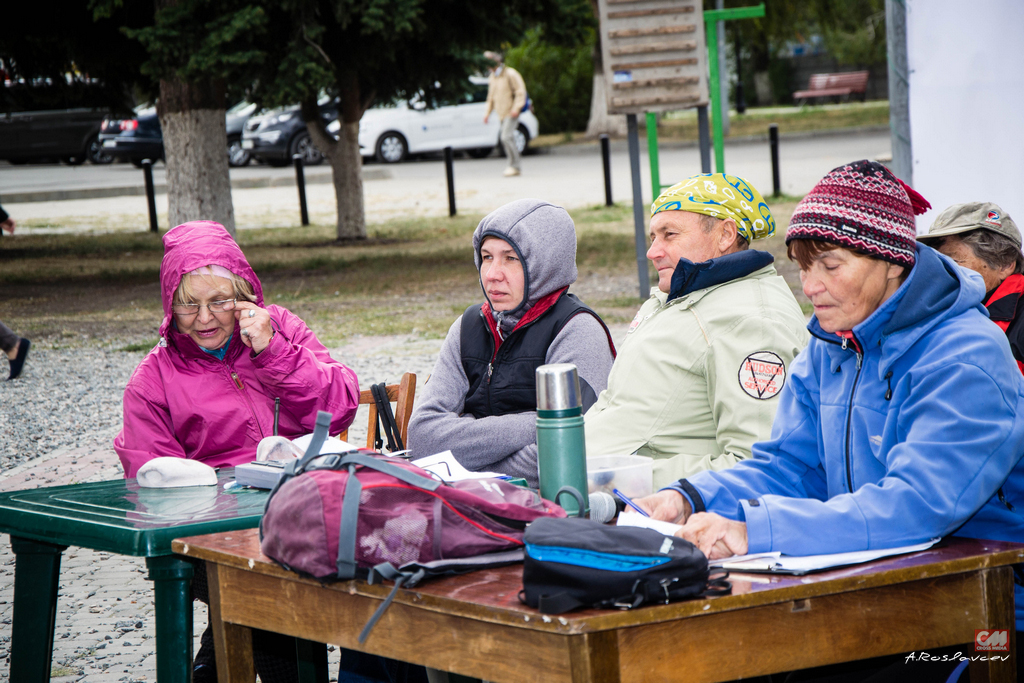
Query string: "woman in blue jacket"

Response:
xmin=639 ymin=160 xmax=1024 ymax=677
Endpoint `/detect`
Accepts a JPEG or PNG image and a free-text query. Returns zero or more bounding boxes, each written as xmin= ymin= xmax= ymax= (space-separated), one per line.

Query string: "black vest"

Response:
xmin=461 ymin=292 xmax=608 ymax=418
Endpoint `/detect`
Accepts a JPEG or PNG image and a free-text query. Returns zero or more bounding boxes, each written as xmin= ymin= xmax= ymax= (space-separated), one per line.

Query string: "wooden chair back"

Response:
xmin=338 ymin=372 xmax=417 ymax=448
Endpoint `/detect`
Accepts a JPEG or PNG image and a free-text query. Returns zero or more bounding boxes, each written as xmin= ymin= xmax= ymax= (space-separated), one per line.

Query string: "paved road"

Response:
xmin=2 ymin=130 xmax=891 ymax=232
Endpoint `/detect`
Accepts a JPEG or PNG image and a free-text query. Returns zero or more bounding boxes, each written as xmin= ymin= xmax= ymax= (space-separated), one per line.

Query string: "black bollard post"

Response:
xmin=769 ymin=124 xmax=781 ymax=197
xmin=697 ymin=106 xmax=712 ymax=174
xmin=444 ymin=146 xmax=456 ymax=217
xmin=600 ymin=134 xmax=613 ymax=206
xmin=293 ymin=154 xmax=309 ymax=226
xmin=142 ymin=159 xmax=158 ymax=233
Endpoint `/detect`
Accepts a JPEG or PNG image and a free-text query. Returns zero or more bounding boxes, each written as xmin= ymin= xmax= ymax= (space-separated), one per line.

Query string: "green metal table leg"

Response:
xmin=295 ymin=638 xmax=328 ymax=683
xmin=9 ymin=536 xmax=67 ymax=683
xmin=146 ymin=555 xmax=194 ymax=683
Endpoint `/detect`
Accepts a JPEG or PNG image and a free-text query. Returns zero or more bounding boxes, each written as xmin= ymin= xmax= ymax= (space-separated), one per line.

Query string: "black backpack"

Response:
xmin=520 ymin=517 xmax=731 ymax=614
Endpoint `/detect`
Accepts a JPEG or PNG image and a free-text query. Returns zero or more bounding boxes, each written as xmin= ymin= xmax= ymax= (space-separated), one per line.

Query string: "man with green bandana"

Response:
xmin=585 ymin=173 xmax=809 ymax=488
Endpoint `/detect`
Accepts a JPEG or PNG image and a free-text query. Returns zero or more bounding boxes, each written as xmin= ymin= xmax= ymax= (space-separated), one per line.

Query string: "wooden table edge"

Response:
xmin=173 ymin=534 xmax=1024 ymax=635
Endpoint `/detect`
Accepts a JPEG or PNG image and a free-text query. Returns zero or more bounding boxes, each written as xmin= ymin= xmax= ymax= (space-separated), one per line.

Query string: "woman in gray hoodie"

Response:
xmin=408 ymin=199 xmax=616 ymax=486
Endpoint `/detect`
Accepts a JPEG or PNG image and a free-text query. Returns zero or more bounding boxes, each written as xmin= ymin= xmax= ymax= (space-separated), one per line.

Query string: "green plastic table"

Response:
xmin=0 ymin=469 xmax=267 ymax=683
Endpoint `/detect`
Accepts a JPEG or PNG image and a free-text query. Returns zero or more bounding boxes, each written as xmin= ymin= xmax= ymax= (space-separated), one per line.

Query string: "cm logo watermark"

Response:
xmin=975 ymin=629 xmax=1010 ymax=652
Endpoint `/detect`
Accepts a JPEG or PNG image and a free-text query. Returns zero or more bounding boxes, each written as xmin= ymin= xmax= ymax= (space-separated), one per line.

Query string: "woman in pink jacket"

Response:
xmin=114 ymin=220 xmax=360 ymax=476
xmin=114 ymin=220 xmax=359 ymax=683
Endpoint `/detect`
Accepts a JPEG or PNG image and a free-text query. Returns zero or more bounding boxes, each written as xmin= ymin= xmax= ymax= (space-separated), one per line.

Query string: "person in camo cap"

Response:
xmin=584 ymin=172 xmax=808 ymax=488
xmin=919 ymin=202 xmax=1024 ymax=374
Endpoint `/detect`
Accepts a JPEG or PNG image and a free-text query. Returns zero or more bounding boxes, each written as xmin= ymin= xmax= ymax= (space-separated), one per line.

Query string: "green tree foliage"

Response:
xmin=506 ymin=27 xmax=595 ymax=134
xmin=244 ymin=0 xmax=594 ymax=239
xmin=0 ymin=1 xmax=151 ymax=114
xmin=93 ymin=0 xmax=270 ymax=104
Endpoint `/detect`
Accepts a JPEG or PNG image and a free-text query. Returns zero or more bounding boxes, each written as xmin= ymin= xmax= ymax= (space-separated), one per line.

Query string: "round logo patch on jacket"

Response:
xmin=738 ymin=351 xmax=786 ymax=400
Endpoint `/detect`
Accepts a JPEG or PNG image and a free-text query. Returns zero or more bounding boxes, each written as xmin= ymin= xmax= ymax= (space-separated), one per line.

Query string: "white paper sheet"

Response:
xmin=412 ymin=450 xmax=506 ymax=482
xmin=711 ymin=539 xmax=941 ymax=574
xmin=615 ymin=511 xmax=683 ymax=536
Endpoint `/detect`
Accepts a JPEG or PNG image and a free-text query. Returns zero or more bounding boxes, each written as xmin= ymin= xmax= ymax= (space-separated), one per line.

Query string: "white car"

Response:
xmin=350 ymin=77 xmax=540 ymax=163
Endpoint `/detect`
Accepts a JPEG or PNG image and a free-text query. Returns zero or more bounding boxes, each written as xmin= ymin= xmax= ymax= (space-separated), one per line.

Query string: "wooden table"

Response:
xmin=175 ymin=529 xmax=1023 ymax=683
xmin=0 ymin=470 xmax=267 ymax=683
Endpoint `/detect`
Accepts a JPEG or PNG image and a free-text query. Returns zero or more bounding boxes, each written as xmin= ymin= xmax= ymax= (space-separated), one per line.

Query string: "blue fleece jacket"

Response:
xmin=680 ymin=244 xmax=1024 ymax=627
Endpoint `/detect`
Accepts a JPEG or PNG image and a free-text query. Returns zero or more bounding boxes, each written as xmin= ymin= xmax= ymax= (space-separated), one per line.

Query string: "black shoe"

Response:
xmin=8 ymin=338 xmax=29 ymax=380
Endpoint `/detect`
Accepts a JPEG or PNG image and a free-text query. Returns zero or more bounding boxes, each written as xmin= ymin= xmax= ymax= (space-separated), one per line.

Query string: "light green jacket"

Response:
xmin=584 ymin=263 xmax=809 ymax=488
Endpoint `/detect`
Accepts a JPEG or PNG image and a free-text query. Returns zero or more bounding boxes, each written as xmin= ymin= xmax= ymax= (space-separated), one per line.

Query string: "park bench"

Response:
xmin=793 ymin=70 xmax=870 ymax=103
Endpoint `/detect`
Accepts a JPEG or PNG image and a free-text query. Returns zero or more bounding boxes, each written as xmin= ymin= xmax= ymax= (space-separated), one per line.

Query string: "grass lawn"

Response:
xmin=534 ymin=101 xmax=889 ymax=147
xmin=0 ymin=200 xmax=807 ymax=349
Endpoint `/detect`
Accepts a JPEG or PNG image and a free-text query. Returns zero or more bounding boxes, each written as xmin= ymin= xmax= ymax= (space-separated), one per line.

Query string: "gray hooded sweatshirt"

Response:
xmin=407 ymin=199 xmax=615 ymax=485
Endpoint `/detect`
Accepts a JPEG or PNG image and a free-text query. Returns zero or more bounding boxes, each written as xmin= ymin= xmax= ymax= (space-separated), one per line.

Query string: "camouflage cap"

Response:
xmin=918 ymin=202 xmax=1020 ymax=249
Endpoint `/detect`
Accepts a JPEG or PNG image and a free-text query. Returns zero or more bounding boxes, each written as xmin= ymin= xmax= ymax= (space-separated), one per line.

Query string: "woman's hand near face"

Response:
xmin=234 ymin=301 xmax=274 ymax=353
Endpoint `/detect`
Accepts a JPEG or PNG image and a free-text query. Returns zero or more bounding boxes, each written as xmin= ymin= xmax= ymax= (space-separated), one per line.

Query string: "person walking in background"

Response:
xmin=482 ymin=50 xmax=526 ymax=177
xmin=0 ymin=202 xmax=30 ymax=380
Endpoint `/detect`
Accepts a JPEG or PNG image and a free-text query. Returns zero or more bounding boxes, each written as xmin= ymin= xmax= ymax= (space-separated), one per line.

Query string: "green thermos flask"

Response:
xmin=536 ymin=363 xmax=589 ymax=517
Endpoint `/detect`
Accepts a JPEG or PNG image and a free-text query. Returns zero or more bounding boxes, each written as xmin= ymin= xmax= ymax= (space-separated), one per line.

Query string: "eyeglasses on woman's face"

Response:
xmin=172 ymin=299 xmax=237 ymax=317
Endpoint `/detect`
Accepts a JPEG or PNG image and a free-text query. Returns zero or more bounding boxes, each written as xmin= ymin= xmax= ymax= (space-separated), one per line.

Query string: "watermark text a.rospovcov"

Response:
xmin=904 ymin=630 xmax=1012 ymax=663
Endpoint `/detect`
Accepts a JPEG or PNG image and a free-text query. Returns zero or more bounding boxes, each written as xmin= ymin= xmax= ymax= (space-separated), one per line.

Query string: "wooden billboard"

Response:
xmin=597 ymin=0 xmax=709 ymax=114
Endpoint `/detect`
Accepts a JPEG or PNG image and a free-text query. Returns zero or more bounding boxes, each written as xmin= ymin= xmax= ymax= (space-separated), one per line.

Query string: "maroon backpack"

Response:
xmin=259 ymin=411 xmax=565 ymax=640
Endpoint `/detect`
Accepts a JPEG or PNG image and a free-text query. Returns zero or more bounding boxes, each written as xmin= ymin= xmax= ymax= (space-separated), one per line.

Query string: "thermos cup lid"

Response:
xmin=536 ymin=363 xmax=582 ymax=411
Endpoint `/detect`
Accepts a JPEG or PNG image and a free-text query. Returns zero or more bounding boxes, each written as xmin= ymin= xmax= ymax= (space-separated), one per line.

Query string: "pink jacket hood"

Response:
xmin=159 ymin=221 xmax=263 ymax=339
xmin=114 ymin=220 xmax=361 ymax=478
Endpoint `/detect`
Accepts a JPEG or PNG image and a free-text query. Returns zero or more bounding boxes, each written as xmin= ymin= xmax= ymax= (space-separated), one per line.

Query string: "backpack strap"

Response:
xmin=261 ymin=410 xmax=334 ymax=541
xmin=360 ymin=563 xmax=427 ymax=643
xmin=333 ymin=452 xmax=442 ymax=579
xmin=335 ymin=463 xmax=363 ymax=579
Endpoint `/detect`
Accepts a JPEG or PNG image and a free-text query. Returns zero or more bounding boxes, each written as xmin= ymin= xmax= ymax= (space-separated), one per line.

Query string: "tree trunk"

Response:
xmin=158 ymin=78 xmax=235 ymax=236
xmin=303 ymin=99 xmax=366 ymax=241
xmin=585 ymin=3 xmax=627 ymax=138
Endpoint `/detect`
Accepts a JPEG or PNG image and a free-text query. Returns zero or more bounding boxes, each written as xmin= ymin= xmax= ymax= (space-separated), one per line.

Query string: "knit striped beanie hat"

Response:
xmin=786 ymin=160 xmax=930 ymax=268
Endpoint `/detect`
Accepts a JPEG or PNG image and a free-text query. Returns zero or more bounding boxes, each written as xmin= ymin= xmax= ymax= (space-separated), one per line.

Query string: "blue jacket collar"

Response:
xmin=667 ymin=250 xmax=774 ymax=303
xmin=808 ymin=244 xmax=987 ymax=377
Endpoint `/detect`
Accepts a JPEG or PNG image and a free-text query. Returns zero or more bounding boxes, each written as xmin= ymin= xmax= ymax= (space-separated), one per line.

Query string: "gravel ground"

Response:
xmin=0 ymin=346 xmax=143 ymax=469
xmin=0 ymin=334 xmax=450 ymax=471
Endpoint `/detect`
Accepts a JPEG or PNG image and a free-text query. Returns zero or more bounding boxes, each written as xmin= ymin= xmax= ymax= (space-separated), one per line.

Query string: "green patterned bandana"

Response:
xmin=651 ymin=173 xmax=776 ymax=242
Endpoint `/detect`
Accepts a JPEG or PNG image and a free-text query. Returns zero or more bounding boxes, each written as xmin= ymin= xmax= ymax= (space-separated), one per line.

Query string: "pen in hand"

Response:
xmin=613 ymin=488 xmax=650 ymax=518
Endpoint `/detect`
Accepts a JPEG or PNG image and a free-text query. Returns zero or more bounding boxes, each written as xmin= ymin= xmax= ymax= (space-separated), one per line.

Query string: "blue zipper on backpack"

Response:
xmin=526 ymin=543 xmax=672 ymax=572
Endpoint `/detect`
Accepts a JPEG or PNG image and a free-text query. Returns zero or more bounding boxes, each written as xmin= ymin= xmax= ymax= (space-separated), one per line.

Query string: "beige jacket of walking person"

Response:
xmin=484 ymin=66 xmax=526 ymax=121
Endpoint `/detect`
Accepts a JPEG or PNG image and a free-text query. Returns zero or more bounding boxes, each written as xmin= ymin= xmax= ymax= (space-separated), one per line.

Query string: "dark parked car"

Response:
xmin=241 ymin=98 xmax=338 ymax=166
xmin=0 ymin=107 xmax=113 ymax=165
xmin=98 ymin=107 xmax=163 ymax=167
xmin=98 ymin=102 xmax=258 ymax=167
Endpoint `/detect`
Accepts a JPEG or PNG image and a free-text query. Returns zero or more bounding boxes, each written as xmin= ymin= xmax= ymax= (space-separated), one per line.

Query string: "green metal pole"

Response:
xmin=701 ymin=5 xmax=766 ymax=174
xmin=147 ymin=555 xmax=195 ymax=683
xmin=9 ymin=536 xmax=67 ymax=683
xmin=645 ymin=112 xmax=662 ymax=198
xmin=705 ymin=20 xmax=725 ymax=173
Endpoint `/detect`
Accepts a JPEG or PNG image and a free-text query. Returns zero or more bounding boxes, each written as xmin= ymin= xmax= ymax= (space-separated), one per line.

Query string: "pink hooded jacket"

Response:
xmin=113 ymin=221 xmax=360 ymax=477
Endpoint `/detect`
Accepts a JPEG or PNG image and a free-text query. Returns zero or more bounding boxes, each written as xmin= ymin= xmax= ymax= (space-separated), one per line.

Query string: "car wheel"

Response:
xmin=375 ymin=132 xmax=407 ymax=164
xmin=290 ymin=132 xmax=324 ymax=166
xmin=86 ymin=135 xmax=114 ymax=165
xmin=227 ymin=136 xmax=251 ymax=167
xmin=514 ymin=124 xmax=530 ymax=155
xmin=466 ymin=147 xmax=493 ymax=159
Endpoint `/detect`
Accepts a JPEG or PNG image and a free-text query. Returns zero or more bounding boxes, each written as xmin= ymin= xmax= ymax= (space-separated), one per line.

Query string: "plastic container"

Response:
xmin=587 ymin=455 xmax=654 ymax=499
